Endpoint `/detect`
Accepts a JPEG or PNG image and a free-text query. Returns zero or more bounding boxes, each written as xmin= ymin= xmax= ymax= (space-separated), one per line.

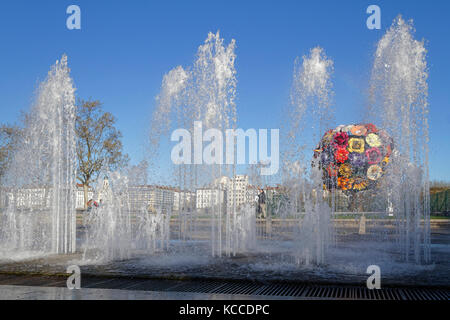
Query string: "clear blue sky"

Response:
xmin=0 ymin=0 xmax=449 ymax=181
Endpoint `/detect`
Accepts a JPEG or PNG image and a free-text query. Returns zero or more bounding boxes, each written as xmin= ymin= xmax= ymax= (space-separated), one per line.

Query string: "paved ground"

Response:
xmin=0 ymin=273 xmax=448 ymax=300
xmin=0 ymin=285 xmax=285 ymax=300
xmin=2 ymin=225 xmax=448 ymax=287
xmin=0 ymin=219 xmax=448 ymax=299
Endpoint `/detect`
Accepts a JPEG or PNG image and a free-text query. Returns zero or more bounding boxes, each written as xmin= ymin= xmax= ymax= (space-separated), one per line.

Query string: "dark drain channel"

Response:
xmin=0 ymin=274 xmax=448 ymax=300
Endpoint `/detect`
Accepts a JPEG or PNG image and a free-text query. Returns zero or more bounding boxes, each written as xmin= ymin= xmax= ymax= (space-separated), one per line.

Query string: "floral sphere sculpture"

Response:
xmin=314 ymin=123 xmax=394 ymax=193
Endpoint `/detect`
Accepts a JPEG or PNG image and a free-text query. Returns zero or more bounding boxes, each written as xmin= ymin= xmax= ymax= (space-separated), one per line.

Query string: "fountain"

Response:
xmin=369 ymin=15 xmax=431 ymax=263
xmin=285 ymin=47 xmax=335 ymax=265
xmin=0 ymin=55 xmax=77 ymax=259
xmin=70 ymin=22 xmax=435 ymax=284
xmin=81 ymin=170 xmax=171 ymax=263
xmin=149 ymin=31 xmax=239 ymax=257
xmin=0 ymin=17 xmax=442 ymax=288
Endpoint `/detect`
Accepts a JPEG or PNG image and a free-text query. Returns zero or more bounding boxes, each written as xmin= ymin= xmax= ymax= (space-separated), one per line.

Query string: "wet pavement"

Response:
xmin=0 ymin=221 xmax=448 ymax=289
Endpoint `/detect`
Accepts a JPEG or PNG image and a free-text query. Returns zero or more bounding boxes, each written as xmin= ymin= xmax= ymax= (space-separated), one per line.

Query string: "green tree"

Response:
xmin=76 ymin=100 xmax=129 ymax=209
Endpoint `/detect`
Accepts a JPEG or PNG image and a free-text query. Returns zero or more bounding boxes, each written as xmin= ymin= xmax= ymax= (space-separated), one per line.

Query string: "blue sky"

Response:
xmin=0 ymin=0 xmax=449 ymax=181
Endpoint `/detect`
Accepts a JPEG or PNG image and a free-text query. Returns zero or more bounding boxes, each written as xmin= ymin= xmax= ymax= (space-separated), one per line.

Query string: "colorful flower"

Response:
xmin=353 ymin=177 xmax=369 ymax=191
xmin=335 ymin=146 xmax=349 ymax=163
xmin=366 ymin=147 xmax=382 ymax=164
xmin=339 ymin=163 xmax=352 ymax=178
xmin=333 ymin=131 xmax=349 ymax=147
xmin=338 ymin=177 xmax=353 ymax=191
xmin=365 ymin=123 xmax=378 ymax=133
xmin=367 ymin=165 xmax=383 ymax=181
xmin=326 ymin=163 xmax=339 ymax=177
xmin=348 ymin=138 xmax=365 ymax=153
xmin=322 ymin=130 xmax=334 ymax=143
xmin=381 ymin=156 xmax=390 ymax=167
xmin=366 ymin=133 xmax=382 ymax=147
xmin=345 ymin=125 xmax=355 ymax=134
xmin=351 ymin=125 xmax=367 ymax=136
xmin=348 ymin=152 xmax=366 ymax=168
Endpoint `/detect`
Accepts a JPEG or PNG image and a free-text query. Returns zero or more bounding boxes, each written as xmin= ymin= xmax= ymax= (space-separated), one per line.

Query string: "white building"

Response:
xmin=0 ymin=185 xmax=92 ymax=210
xmin=225 ymin=175 xmax=250 ymax=213
xmin=209 ymin=174 xmax=252 ymax=213
xmin=127 ymin=185 xmax=175 ymax=213
xmin=127 ymin=185 xmax=153 ymax=210
xmin=149 ymin=186 xmax=175 ymax=213
xmin=196 ymin=188 xmax=225 ymax=214
xmin=14 ymin=187 xmax=49 ymax=209
xmin=76 ymin=184 xmax=94 ymax=209
xmin=173 ymin=189 xmax=195 ymax=212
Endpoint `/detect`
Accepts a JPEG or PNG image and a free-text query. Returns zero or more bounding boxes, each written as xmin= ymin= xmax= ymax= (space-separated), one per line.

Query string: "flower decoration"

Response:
xmin=348 ymin=152 xmax=366 ymax=168
xmin=353 ymin=177 xmax=369 ymax=191
xmin=365 ymin=123 xmax=378 ymax=134
xmin=338 ymin=177 xmax=353 ymax=191
xmin=326 ymin=163 xmax=338 ymax=177
xmin=320 ymin=147 xmax=333 ymax=166
xmin=367 ymin=165 xmax=383 ymax=181
xmin=322 ymin=130 xmax=334 ymax=143
xmin=366 ymin=147 xmax=382 ymax=165
xmin=381 ymin=156 xmax=390 ymax=168
xmin=333 ymin=132 xmax=349 ymax=148
xmin=335 ymin=147 xmax=349 ymax=163
xmin=339 ymin=163 xmax=352 ymax=178
xmin=314 ymin=123 xmax=393 ymax=193
xmin=366 ymin=133 xmax=381 ymax=147
xmin=348 ymin=138 xmax=365 ymax=153
xmin=351 ymin=125 xmax=367 ymax=136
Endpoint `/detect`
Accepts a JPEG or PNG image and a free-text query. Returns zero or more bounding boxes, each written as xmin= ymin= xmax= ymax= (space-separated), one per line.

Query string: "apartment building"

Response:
xmin=173 ymin=189 xmax=196 ymax=212
xmin=196 ymin=188 xmax=225 ymax=214
xmin=0 ymin=185 xmax=92 ymax=210
xmin=225 ymin=175 xmax=250 ymax=213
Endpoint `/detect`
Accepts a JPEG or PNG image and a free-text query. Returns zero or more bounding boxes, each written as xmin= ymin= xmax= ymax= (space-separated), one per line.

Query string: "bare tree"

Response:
xmin=76 ymin=100 xmax=129 ymax=209
xmin=0 ymin=124 xmax=21 ymax=181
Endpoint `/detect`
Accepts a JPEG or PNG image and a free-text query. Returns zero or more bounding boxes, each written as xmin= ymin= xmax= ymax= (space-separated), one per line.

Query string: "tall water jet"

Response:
xmin=149 ymin=66 xmax=189 ymax=153
xmin=82 ymin=172 xmax=132 ymax=262
xmin=0 ymin=55 xmax=77 ymax=257
xmin=191 ymin=32 xmax=237 ymax=257
xmin=150 ymin=31 xmax=238 ymax=257
xmin=229 ymin=203 xmax=256 ymax=253
xmin=286 ymin=47 xmax=335 ymax=265
xmin=82 ymin=168 xmax=170 ymax=263
xmin=369 ymin=16 xmax=430 ymax=263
